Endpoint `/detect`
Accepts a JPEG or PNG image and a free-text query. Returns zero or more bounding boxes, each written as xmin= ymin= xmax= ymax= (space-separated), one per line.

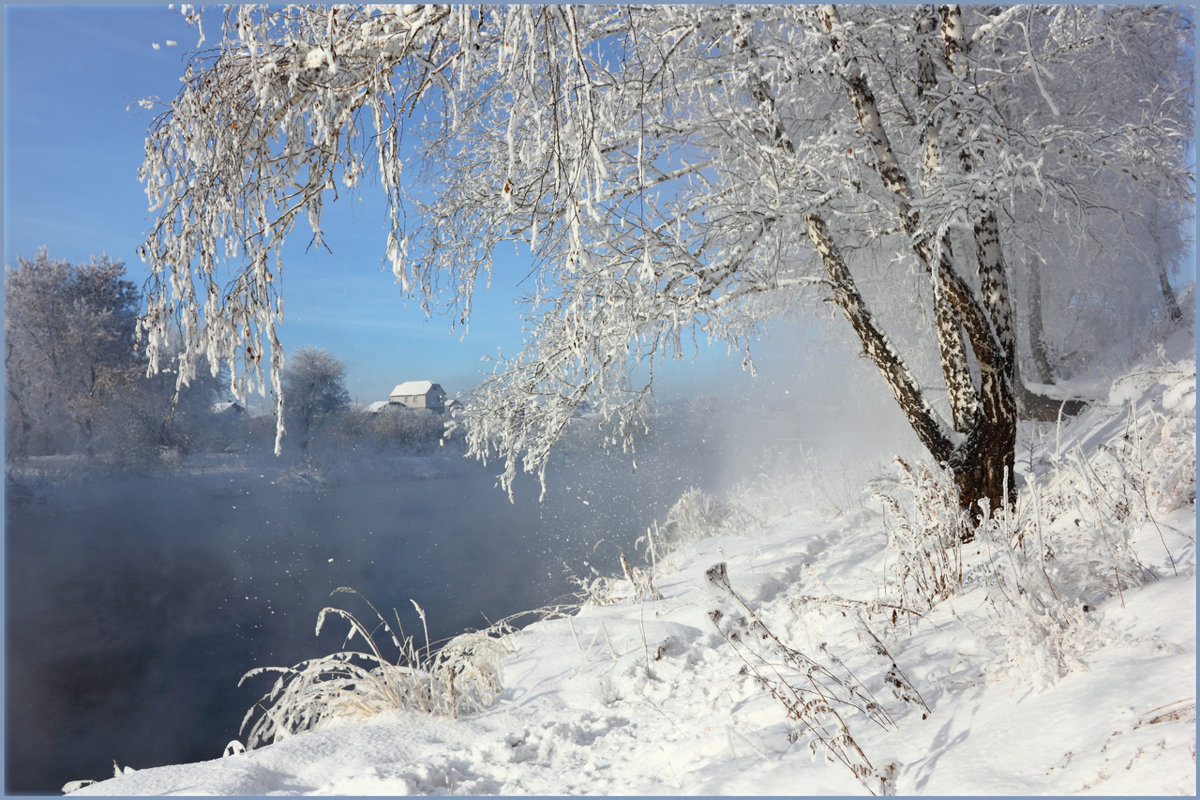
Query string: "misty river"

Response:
xmin=6 ymin=435 xmax=721 ymax=794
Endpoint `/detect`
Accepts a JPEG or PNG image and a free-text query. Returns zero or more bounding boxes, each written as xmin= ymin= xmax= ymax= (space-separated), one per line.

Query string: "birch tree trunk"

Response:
xmin=1024 ymin=254 xmax=1054 ymax=384
xmin=818 ymin=3 xmax=1017 ymax=526
xmin=1150 ymin=196 xmax=1185 ymax=325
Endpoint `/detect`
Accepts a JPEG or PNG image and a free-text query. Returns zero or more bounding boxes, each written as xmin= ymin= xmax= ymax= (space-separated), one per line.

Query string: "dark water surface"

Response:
xmin=6 ymin=443 xmax=716 ymax=794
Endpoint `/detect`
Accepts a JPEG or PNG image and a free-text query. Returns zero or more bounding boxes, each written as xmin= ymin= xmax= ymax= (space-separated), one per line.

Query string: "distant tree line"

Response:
xmin=4 ymin=251 xmax=448 ymax=470
xmin=4 ymin=249 xmax=220 ymax=464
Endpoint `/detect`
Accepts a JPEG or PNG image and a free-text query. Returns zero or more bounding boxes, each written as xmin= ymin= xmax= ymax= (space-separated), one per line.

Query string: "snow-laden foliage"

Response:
xmin=140 ymin=5 xmax=1191 ymax=503
xmin=5 ymin=249 xmax=222 ymax=465
xmin=5 ymin=250 xmax=140 ymax=458
xmin=280 ymin=346 xmax=350 ymax=454
xmin=640 ymin=486 xmax=762 ymax=565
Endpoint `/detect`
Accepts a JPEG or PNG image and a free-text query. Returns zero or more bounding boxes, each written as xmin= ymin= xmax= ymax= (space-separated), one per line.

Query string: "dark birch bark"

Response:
xmin=931 ymin=274 xmax=978 ymax=432
xmin=943 ymin=4 xmax=1087 ymax=429
xmin=916 ymin=8 xmax=943 ymax=182
xmin=1150 ymin=197 xmax=1185 ymax=325
xmin=805 ymin=214 xmax=955 ymax=465
xmin=810 ymin=209 xmax=1015 ymax=527
xmin=917 ymin=9 xmax=977 ymax=434
xmin=1155 ymin=253 xmax=1184 ymax=325
xmin=817 ymin=4 xmax=979 ymax=432
xmin=940 ymin=214 xmax=1018 ymax=520
xmin=1025 ymin=253 xmax=1054 ymax=383
xmin=938 ymin=4 xmax=967 ymax=75
xmin=974 ymin=209 xmax=1017 ymax=390
xmin=1015 ymin=254 xmax=1090 ymax=418
xmin=818 ymin=3 xmax=1018 ymax=524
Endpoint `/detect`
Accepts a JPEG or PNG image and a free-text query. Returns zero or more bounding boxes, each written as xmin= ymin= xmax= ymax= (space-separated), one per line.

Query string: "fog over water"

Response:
xmin=6 ymin=435 xmax=726 ymax=793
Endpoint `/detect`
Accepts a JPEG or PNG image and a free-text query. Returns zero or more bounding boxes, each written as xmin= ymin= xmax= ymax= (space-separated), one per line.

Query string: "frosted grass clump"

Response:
xmin=874 ymin=459 xmax=966 ymax=611
xmin=239 ymin=588 xmax=513 ymax=749
xmin=873 ymin=461 xmax=1112 ymax=689
xmin=639 ymin=486 xmax=759 ymax=566
xmin=875 ymin=359 xmax=1196 ymax=690
xmin=973 ymin=502 xmax=1113 ymax=691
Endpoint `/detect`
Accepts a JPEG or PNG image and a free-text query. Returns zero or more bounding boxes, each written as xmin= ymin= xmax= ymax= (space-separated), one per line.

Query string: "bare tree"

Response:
xmin=137 ymin=5 xmax=1192 ymax=522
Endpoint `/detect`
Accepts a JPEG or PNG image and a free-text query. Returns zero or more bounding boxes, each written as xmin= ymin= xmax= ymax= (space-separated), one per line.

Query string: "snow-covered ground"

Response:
xmin=71 ymin=340 xmax=1196 ymax=796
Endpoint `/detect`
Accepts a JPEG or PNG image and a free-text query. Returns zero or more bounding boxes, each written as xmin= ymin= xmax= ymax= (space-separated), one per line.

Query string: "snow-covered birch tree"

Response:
xmin=139 ymin=5 xmax=1192 ymax=522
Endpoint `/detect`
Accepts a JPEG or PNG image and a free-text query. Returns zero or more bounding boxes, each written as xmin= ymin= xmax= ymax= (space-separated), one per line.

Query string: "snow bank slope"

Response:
xmin=73 ymin=353 xmax=1195 ymax=796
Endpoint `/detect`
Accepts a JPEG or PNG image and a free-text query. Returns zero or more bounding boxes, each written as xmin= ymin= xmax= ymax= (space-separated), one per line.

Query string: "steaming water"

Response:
xmin=6 ymin=440 xmax=718 ymax=794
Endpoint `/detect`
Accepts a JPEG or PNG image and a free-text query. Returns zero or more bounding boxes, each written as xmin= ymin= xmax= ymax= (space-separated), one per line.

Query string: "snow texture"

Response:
xmin=72 ymin=347 xmax=1195 ymax=796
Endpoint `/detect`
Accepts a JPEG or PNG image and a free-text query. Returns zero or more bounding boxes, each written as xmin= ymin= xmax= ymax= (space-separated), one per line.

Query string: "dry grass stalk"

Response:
xmin=706 ymin=562 xmax=899 ymax=796
xmin=238 ymin=588 xmax=515 ymax=749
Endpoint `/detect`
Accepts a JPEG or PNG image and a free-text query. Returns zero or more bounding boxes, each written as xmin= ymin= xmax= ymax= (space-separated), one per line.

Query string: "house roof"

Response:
xmin=365 ymin=400 xmax=393 ymax=413
xmin=390 ymin=380 xmax=442 ymax=396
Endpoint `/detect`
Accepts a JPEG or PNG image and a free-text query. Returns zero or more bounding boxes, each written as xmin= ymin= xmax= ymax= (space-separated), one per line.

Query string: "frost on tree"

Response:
xmin=281 ymin=346 xmax=351 ymax=455
xmin=139 ymin=5 xmax=1192 ymax=519
xmin=5 ymin=251 xmax=140 ymax=459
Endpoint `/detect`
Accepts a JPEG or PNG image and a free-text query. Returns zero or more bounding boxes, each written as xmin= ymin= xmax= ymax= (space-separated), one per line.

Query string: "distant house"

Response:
xmin=389 ymin=381 xmax=447 ymax=414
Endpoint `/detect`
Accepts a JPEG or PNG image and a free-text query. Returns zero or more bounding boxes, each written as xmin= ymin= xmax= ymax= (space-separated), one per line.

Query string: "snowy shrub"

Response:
xmin=1104 ymin=366 xmax=1195 ymax=515
xmin=640 ymin=487 xmax=758 ymax=565
xmin=558 ymin=558 xmax=625 ymax=606
xmin=558 ymin=552 xmax=660 ymax=606
xmin=362 ymin=407 xmax=446 ymax=454
xmin=1030 ymin=449 xmax=1156 ymax=605
xmin=664 ymin=487 xmax=735 ymax=539
xmin=970 ymin=502 xmax=1114 ymax=691
xmin=874 ymin=460 xmax=966 ymax=611
xmin=239 ymin=589 xmax=513 ymax=748
xmin=619 ymin=552 xmax=662 ymax=602
xmin=874 ymin=462 xmax=1131 ymax=690
xmin=874 ymin=439 xmax=1165 ymax=690
xmin=1022 ymin=371 xmax=1195 ymax=606
xmin=975 ymin=374 xmax=1197 ymax=689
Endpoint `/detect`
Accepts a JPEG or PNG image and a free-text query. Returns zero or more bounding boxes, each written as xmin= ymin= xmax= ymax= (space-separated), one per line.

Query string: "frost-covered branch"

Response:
xmin=139 ymin=5 xmax=1191 ymax=512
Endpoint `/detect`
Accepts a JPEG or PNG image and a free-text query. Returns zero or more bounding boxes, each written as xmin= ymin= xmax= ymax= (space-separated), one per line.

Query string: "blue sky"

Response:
xmin=2 ymin=4 xmax=789 ymax=406
xmin=2 ymin=5 xmax=524 ymax=403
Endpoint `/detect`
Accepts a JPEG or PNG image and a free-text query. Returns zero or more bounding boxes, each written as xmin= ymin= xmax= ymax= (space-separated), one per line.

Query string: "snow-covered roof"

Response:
xmin=390 ymin=380 xmax=442 ymax=396
xmin=364 ymin=400 xmax=392 ymax=413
